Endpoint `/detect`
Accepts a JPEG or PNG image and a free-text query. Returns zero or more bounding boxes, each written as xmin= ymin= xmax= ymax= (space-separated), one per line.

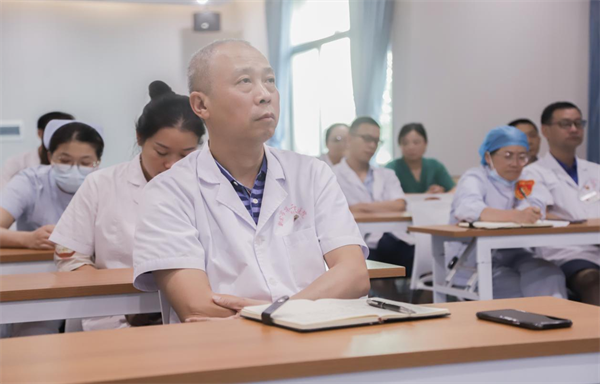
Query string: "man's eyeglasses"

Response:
xmin=330 ymin=135 xmax=345 ymax=143
xmin=354 ymin=134 xmax=383 ymax=146
xmin=551 ymin=120 xmax=587 ymax=130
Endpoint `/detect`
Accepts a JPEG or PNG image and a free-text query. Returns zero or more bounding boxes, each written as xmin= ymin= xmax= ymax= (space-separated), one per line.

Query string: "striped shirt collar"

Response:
xmin=215 ymin=156 xmax=268 ymax=224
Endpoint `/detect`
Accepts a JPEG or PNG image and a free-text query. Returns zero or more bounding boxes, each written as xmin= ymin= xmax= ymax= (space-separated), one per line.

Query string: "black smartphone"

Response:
xmin=476 ymin=309 xmax=572 ymax=330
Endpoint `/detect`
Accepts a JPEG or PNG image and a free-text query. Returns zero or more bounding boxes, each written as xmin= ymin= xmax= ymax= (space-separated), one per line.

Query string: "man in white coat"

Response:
xmin=132 ymin=40 xmax=370 ymax=323
xmin=333 ymin=117 xmax=414 ymax=277
xmin=525 ymin=101 xmax=600 ymax=305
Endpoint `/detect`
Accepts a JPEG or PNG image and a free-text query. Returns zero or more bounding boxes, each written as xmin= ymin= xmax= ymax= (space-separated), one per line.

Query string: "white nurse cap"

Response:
xmin=43 ymin=120 xmax=104 ymax=150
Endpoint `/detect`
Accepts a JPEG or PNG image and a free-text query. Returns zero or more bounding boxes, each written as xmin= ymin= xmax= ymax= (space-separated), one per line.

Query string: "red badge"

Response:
xmin=515 ymin=180 xmax=535 ymax=200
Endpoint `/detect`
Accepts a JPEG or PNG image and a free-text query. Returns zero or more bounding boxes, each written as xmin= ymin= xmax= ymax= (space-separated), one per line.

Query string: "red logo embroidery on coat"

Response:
xmin=277 ymin=204 xmax=307 ymax=227
xmin=55 ymin=245 xmax=75 ymax=259
xmin=515 ymin=180 xmax=535 ymax=200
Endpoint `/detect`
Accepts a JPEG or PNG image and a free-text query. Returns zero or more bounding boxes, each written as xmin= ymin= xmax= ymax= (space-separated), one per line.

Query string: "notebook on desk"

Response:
xmin=458 ymin=220 xmax=570 ymax=230
xmin=241 ymin=298 xmax=450 ymax=332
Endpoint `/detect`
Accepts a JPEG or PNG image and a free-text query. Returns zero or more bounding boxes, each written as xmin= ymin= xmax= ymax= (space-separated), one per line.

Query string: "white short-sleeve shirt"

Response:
xmin=133 ymin=145 xmax=367 ymax=304
xmin=0 ymin=165 xmax=73 ymax=231
xmin=332 ymin=158 xmax=410 ymax=246
xmin=50 ymin=156 xmax=147 ymax=270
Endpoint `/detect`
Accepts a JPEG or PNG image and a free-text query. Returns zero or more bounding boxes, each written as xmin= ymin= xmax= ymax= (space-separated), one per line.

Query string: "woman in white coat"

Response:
xmin=0 ymin=119 xmax=104 ymax=337
xmin=0 ymin=111 xmax=74 ymax=190
xmin=50 ymin=81 xmax=206 ymax=331
xmin=448 ymin=125 xmax=567 ymax=299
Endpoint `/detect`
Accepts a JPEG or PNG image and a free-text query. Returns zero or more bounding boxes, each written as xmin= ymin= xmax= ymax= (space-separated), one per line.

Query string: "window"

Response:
xmin=289 ymin=0 xmax=354 ymax=156
xmin=288 ymin=0 xmax=393 ymax=165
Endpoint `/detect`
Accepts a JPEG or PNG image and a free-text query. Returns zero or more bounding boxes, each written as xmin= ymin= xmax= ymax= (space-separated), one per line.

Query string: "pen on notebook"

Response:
xmin=367 ymin=298 xmax=415 ymax=314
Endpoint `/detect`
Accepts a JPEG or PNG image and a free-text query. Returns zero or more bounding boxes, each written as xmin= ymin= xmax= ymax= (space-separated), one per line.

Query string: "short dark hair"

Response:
xmin=324 ymin=123 xmax=349 ymax=143
xmin=48 ymin=122 xmax=105 ymax=159
xmin=508 ymin=118 xmax=538 ymax=132
xmin=349 ymin=116 xmax=380 ymax=134
xmin=136 ymin=80 xmax=206 ymax=145
xmin=398 ymin=122 xmax=427 ymax=144
xmin=38 ymin=112 xmax=75 ymax=165
xmin=541 ymin=102 xmax=581 ymax=125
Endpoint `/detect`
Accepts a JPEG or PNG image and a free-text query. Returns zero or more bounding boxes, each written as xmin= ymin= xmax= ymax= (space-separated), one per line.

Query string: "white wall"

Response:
xmin=0 ymin=0 xmax=267 ymax=167
xmin=392 ymin=0 xmax=590 ymax=176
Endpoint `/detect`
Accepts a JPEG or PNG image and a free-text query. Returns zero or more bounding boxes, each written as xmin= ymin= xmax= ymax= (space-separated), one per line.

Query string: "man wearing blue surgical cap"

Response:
xmin=445 ymin=125 xmax=567 ymax=299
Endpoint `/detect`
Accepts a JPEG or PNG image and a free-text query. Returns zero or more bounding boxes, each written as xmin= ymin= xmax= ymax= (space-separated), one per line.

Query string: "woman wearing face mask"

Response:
xmin=447 ymin=125 xmax=567 ymax=299
xmin=386 ymin=123 xmax=455 ymax=194
xmin=49 ymin=81 xmax=206 ymax=331
xmin=0 ymin=120 xmax=104 ymax=249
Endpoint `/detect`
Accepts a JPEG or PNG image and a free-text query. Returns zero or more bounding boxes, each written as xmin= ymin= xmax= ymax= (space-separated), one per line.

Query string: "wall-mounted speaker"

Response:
xmin=194 ymin=12 xmax=220 ymax=32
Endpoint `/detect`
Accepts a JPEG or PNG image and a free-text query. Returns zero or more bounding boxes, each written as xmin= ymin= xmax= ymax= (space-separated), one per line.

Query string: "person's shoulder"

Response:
xmin=423 ymin=157 xmax=446 ymax=169
xmin=375 ymin=165 xmax=397 ymax=179
xmin=16 ymin=164 xmax=50 ymax=180
xmin=385 ymin=158 xmax=401 ymax=169
xmin=459 ymin=166 xmax=486 ymax=182
xmin=148 ymin=149 xmax=201 ymax=190
xmin=269 ymin=147 xmax=329 ymax=174
xmin=578 ymin=158 xmax=600 ymax=171
xmin=86 ymin=160 xmax=130 ymax=183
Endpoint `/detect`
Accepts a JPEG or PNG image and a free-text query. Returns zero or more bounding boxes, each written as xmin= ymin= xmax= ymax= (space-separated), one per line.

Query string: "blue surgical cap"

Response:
xmin=478 ymin=125 xmax=529 ymax=165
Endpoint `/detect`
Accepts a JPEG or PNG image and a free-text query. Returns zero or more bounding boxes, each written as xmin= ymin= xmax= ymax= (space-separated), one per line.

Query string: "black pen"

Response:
xmin=367 ymin=298 xmax=415 ymax=314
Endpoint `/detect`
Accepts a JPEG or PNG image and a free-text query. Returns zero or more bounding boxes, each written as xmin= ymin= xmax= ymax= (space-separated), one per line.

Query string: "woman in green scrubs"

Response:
xmin=386 ymin=123 xmax=455 ymax=194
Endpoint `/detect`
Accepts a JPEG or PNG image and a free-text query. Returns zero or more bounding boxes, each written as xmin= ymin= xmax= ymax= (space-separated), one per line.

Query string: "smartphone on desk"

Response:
xmin=476 ymin=309 xmax=572 ymax=330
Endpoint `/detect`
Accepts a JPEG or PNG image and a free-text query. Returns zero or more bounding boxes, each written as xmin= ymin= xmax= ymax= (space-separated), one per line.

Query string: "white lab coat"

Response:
xmin=133 ymin=145 xmax=367 ymax=323
xmin=447 ymin=166 xmax=567 ymax=299
xmin=50 ymin=155 xmax=147 ymax=331
xmin=332 ymin=158 xmax=413 ymax=247
xmin=524 ymin=153 xmax=600 ymax=267
xmin=0 ymin=149 xmax=40 ymax=190
xmin=317 ymin=153 xmax=334 ymax=168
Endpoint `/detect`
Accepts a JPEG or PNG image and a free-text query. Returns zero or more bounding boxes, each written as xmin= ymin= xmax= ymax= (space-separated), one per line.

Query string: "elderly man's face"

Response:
xmin=194 ymin=43 xmax=280 ymax=144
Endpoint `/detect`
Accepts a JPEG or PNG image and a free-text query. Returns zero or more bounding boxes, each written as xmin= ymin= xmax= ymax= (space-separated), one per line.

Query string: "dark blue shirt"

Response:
xmin=215 ymin=156 xmax=267 ymax=224
xmin=553 ymin=155 xmax=578 ymax=185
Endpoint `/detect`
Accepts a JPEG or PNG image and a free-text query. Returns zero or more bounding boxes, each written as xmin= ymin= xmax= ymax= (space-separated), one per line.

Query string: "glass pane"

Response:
xmin=290 ymin=0 xmax=350 ymax=46
xmin=291 ymin=49 xmax=320 ymax=156
xmin=319 ymin=37 xmax=356 ymax=153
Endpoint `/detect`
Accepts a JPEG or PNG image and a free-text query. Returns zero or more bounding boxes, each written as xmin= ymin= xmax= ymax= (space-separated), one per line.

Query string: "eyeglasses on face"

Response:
xmin=551 ymin=120 xmax=587 ymax=130
xmin=52 ymin=155 xmax=100 ymax=172
xmin=353 ymin=134 xmax=383 ymax=145
xmin=494 ymin=151 xmax=529 ymax=165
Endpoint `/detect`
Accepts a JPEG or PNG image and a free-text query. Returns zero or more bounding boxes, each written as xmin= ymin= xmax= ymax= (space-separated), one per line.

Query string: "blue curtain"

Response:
xmin=265 ymin=0 xmax=293 ymax=149
xmin=349 ymin=0 xmax=395 ymax=119
xmin=588 ymin=0 xmax=600 ymax=163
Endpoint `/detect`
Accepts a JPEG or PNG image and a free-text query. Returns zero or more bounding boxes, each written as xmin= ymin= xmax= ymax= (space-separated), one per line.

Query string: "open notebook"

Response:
xmin=458 ymin=220 xmax=570 ymax=230
xmin=241 ymin=298 xmax=450 ymax=332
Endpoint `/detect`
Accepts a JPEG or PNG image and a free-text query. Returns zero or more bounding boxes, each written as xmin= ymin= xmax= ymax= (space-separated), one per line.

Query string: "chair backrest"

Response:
xmin=409 ymin=199 xmax=452 ymax=290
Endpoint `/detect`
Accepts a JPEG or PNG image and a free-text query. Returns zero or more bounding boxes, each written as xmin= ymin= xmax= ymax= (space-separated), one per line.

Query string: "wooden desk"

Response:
xmin=1 ymin=297 xmax=598 ymax=383
xmin=0 ymin=263 xmax=404 ymax=324
xmin=366 ymin=260 xmax=405 ymax=279
xmin=0 ymin=248 xmax=55 ymax=275
xmin=409 ymin=219 xmax=600 ymax=302
xmin=353 ymin=211 xmax=412 ymax=236
xmin=0 ymin=268 xmax=160 ymax=324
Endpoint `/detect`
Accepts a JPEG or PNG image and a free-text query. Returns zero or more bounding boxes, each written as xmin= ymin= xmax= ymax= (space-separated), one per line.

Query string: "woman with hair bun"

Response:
xmin=50 ymin=80 xmax=206 ymax=331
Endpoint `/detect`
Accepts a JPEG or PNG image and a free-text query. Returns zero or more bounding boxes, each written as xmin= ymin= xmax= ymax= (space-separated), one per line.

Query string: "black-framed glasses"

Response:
xmin=354 ymin=134 xmax=383 ymax=146
xmin=551 ymin=120 xmax=587 ymax=130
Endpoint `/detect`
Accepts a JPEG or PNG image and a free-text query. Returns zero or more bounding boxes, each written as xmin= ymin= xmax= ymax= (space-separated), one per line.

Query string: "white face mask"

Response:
xmin=51 ymin=164 xmax=95 ymax=194
xmin=487 ymin=155 xmax=517 ymax=189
